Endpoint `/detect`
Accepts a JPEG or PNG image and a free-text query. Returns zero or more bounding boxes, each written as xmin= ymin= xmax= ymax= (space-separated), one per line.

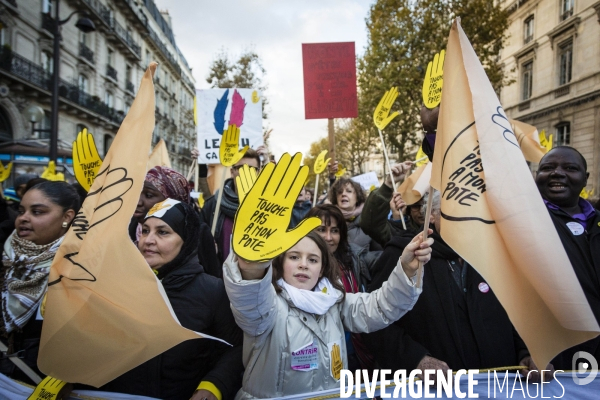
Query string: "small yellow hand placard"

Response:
xmin=335 ymin=164 xmax=346 ymax=178
xmin=73 ymin=129 xmax=102 ymax=191
xmin=27 ymin=376 xmax=67 ymax=400
xmin=373 ymin=87 xmax=400 ymax=130
xmin=236 ymin=164 xmax=258 ymax=205
xmin=314 ymin=150 xmax=331 ymax=174
xmin=422 ymin=50 xmax=445 ymax=109
xmin=330 ymin=342 xmax=343 ymax=380
xmin=252 ymin=90 xmax=260 ymax=104
xmin=0 ymin=161 xmax=13 ymax=182
xmin=581 ymin=188 xmax=594 ymax=200
xmin=220 ymin=124 xmax=249 ymax=167
xmin=41 ymin=161 xmax=65 ymax=182
xmin=539 ymin=130 xmax=553 ymax=153
xmin=233 ymin=153 xmax=321 ymax=262
xmin=415 ymin=145 xmax=429 ymax=167
xmin=198 ymin=193 xmax=205 ymax=209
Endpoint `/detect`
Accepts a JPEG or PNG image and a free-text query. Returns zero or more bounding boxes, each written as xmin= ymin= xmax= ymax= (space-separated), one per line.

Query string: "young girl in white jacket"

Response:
xmin=224 ymin=230 xmax=433 ymax=399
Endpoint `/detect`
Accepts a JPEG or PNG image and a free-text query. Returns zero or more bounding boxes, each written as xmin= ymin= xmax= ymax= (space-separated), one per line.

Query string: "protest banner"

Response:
xmin=350 ymin=172 xmax=380 ymax=192
xmin=430 ymin=19 xmax=600 ymax=370
xmin=398 ymin=163 xmax=431 ymax=206
xmin=196 ymin=88 xmax=263 ymax=164
xmin=148 ymin=139 xmax=172 ymax=169
xmin=303 ymin=41 xmax=358 ymax=164
xmin=232 ymin=153 xmax=321 ymax=262
xmin=73 ymin=129 xmax=102 ymax=191
xmin=38 ymin=63 xmax=214 ymax=387
xmin=509 ymin=119 xmax=546 ymax=163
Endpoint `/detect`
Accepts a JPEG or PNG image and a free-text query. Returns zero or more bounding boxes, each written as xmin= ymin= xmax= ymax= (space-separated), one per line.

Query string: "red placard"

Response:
xmin=302 ymin=42 xmax=358 ymax=119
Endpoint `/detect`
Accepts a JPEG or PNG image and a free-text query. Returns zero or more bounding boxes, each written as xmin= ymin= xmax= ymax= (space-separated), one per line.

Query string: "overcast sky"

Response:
xmin=153 ymin=0 xmax=373 ymax=159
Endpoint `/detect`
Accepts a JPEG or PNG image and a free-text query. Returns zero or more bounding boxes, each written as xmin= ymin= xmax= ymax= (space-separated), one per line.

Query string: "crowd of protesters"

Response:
xmin=0 ymin=110 xmax=598 ymax=400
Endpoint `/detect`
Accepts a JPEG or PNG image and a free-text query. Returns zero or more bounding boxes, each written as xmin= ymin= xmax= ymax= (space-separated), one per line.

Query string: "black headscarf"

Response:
xmin=144 ymin=201 xmax=200 ymax=280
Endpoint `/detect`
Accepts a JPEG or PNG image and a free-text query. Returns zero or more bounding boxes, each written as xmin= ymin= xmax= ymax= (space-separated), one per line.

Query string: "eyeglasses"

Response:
xmin=232 ymin=164 xmax=259 ymax=172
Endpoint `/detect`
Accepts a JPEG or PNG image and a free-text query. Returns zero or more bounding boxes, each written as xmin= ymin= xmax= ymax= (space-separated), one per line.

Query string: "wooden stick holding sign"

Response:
xmin=211 ymin=124 xmax=249 ymax=236
xmin=373 ymin=87 xmax=406 ymax=230
xmin=73 ymin=129 xmax=102 ymax=191
xmin=415 ymin=50 xmax=445 ymax=289
xmin=233 ymin=152 xmax=321 ymax=262
xmin=312 ymin=150 xmax=331 ymax=205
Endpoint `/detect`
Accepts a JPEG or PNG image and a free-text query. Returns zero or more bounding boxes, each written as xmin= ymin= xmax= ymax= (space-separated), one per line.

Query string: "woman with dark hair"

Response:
xmin=307 ymin=204 xmax=379 ymax=371
xmin=103 ymin=199 xmax=244 ymax=400
xmin=0 ymin=181 xmax=79 ymax=383
xmin=223 ymin=230 xmax=433 ymax=398
xmin=129 ymin=166 xmax=221 ymax=278
xmin=328 ymin=178 xmax=380 ymax=251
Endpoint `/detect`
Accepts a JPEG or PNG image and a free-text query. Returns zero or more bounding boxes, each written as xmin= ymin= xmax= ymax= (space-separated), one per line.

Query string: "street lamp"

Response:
xmin=50 ymin=0 xmax=96 ymax=162
xmin=24 ymin=105 xmax=46 ymax=137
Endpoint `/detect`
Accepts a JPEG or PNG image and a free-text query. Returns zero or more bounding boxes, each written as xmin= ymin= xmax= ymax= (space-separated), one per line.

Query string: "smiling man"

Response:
xmin=535 ymin=146 xmax=600 ymax=369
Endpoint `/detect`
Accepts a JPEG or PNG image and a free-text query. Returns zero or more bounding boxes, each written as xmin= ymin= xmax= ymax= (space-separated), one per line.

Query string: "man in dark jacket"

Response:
xmin=535 ymin=146 xmax=600 ymax=370
xmin=289 ymin=187 xmax=312 ymax=229
xmin=201 ymin=149 xmax=261 ymax=264
xmin=365 ymin=191 xmax=540 ymax=377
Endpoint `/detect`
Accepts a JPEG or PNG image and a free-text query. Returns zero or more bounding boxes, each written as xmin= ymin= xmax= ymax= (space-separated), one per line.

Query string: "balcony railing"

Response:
xmin=113 ymin=20 xmax=141 ymax=59
xmin=147 ymin=27 xmax=181 ymax=76
xmin=126 ymin=80 xmax=134 ymax=93
xmin=41 ymin=12 xmax=54 ymax=34
xmin=79 ymin=43 xmax=95 ymax=64
xmin=106 ymin=64 xmax=118 ymax=81
xmin=0 ymin=48 xmax=121 ymax=125
xmin=560 ymin=8 xmax=573 ymax=21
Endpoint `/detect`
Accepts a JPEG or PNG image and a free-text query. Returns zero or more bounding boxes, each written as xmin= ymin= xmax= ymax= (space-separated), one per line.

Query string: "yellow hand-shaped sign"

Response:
xmin=539 ymin=130 xmax=553 ymax=152
xmin=220 ymin=124 xmax=249 ymax=167
xmin=73 ymin=129 xmax=102 ymax=191
xmin=422 ymin=50 xmax=445 ymax=109
xmin=580 ymin=188 xmax=594 ymax=200
xmin=233 ymin=153 xmax=321 ymax=262
xmin=27 ymin=376 xmax=67 ymax=400
xmin=41 ymin=161 xmax=65 ymax=182
xmin=235 ymin=164 xmax=258 ymax=204
xmin=0 ymin=161 xmax=13 ymax=182
xmin=373 ymin=87 xmax=400 ymax=130
xmin=252 ymin=90 xmax=260 ymax=104
xmin=198 ymin=193 xmax=205 ymax=209
xmin=314 ymin=150 xmax=331 ymax=174
xmin=335 ymin=164 xmax=346 ymax=178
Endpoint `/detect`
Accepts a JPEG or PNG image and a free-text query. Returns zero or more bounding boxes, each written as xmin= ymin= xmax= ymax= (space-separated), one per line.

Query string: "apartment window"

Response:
xmin=104 ymin=134 xmax=114 ymax=157
xmin=41 ymin=51 xmax=53 ymax=74
xmin=555 ymin=123 xmax=571 ymax=146
xmin=126 ymin=65 xmax=132 ymax=80
xmin=125 ymin=102 xmax=131 ymax=114
xmin=558 ymin=41 xmax=573 ymax=85
xmin=521 ymin=61 xmax=533 ymax=100
xmin=76 ymin=124 xmax=88 ymax=135
xmin=42 ymin=0 xmax=53 ymax=15
xmin=145 ymin=50 xmax=151 ymax=66
xmin=561 ymin=0 xmax=574 ymax=21
xmin=105 ymin=91 xmax=114 ymax=108
xmin=524 ymin=16 xmax=534 ymax=44
xmin=107 ymin=49 xmax=114 ymax=66
xmin=0 ymin=24 xmax=6 ymax=47
xmin=78 ymin=74 xmax=88 ymax=93
xmin=108 ymin=7 xmax=115 ymax=26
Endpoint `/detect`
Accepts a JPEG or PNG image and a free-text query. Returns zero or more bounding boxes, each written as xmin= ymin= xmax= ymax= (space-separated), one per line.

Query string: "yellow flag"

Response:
xmin=430 ymin=20 xmax=599 ymax=370
xmin=39 ymin=63 xmax=211 ymax=387
xmin=398 ymin=163 xmax=431 ymax=206
xmin=148 ymin=138 xmax=172 ymax=169
xmin=509 ymin=119 xmax=546 ymax=163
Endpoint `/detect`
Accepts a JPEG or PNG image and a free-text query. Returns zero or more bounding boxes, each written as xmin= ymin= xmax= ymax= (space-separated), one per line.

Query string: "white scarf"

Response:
xmin=278 ymin=278 xmax=342 ymax=315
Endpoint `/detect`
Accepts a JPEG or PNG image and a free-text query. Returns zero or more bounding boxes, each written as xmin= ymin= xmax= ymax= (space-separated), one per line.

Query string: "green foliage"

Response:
xmin=206 ymin=49 xmax=269 ymax=121
xmin=357 ymin=0 xmax=511 ymax=161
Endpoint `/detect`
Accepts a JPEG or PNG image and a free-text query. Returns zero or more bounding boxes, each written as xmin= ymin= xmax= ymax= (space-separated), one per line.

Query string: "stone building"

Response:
xmin=0 ymin=0 xmax=196 ymax=179
xmin=500 ymin=0 xmax=600 ymax=193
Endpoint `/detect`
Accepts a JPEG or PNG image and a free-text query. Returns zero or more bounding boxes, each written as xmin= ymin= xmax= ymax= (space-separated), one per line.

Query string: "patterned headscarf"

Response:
xmin=145 ymin=166 xmax=191 ymax=204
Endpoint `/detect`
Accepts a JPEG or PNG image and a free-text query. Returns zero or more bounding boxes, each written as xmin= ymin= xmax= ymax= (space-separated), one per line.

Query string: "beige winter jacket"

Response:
xmin=223 ymin=253 xmax=422 ymax=399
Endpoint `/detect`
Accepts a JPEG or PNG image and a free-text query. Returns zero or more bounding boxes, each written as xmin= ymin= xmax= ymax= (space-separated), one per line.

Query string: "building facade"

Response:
xmin=500 ymin=0 xmax=600 ymax=194
xmin=0 ymin=0 xmax=196 ymax=178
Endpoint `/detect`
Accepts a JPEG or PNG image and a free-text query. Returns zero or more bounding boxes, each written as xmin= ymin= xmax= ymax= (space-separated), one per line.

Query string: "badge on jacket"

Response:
xmin=328 ymin=340 xmax=343 ymax=380
xmin=291 ymin=341 xmax=319 ymax=372
xmin=567 ymin=222 xmax=584 ymax=236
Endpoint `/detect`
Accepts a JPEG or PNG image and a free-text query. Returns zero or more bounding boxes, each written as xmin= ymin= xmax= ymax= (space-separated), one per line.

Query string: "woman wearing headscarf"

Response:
xmin=129 ymin=166 xmax=221 ymax=278
xmin=0 ymin=181 xmax=79 ymax=384
xmin=104 ymin=199 xmax=244 ymax=400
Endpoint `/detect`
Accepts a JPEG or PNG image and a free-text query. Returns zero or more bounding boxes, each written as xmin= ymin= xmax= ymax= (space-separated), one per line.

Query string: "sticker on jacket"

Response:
xmin=328 ymin=340 xmax=343 ymax=380
xmin=291 ymin=341 xmax=319 ymax=371
xmin=566 ymin=222 xmax=584 ymax=236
